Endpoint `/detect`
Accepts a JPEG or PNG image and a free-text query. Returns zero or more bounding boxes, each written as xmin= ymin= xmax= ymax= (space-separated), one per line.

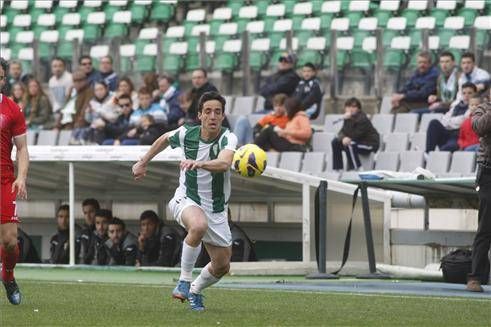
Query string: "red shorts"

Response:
xmin=1 ymin=182 xmax=20 ymax=224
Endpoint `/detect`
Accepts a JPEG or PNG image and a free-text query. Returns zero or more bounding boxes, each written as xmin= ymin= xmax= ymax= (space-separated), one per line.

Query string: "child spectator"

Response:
xmin=130 ymin=87 xmax=167 ymax=126
xmin=458 ymin=95 xmax=482 ymax=152
xmin=255 ymin=97 xmax=312 ymax=152
xmin=117 ymin=114 xmax=165 ymax=145
xmin=234 ymin=93 xmax=289 ymax=146
xmin=331 ymin=97 xmax=380 ymax=170
xmin=293 ymin=63 xmax=323 ymax=119
xmin=426 ymin=82 xmax=477 ymax=153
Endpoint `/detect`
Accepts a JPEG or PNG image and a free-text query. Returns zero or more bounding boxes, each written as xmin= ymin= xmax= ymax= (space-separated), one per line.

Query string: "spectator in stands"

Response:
xmin=104 ymin=218 xmax=138 ymax=266
xmin=49 ymin=205 xmax=71 ymax=264
xmin=17 ymin=228 xmax=41 ymax=263
xmin=23 ymin=78 xmax=54 ymax=131
xmin=80 ymin=209 xmax=112 ymax=265
xmin=78 ymin=81 xmax=118 ymax=144
xmin=137 ymin=210 xmax=184 ymax=267
xmin=10 ymin=82 xmax=26 ymax=109
xmin=391 ymin=51 xmax=438 ymax=113
xmin=130 ymin=87 xmax=167 ymax=126
xmin=76 ymin=198 xmax=100 ymax=262
xmin=117 ymin=114 xmax=165 ymax=146
xmin=187 ymin=68 xmax=218 ymax=123
xmin=293 ymin=62 xmax=323 ymax=119
xmin=155 ymin=74 xmax=184 ymax=128
xmin=114 ymin=76 xmax=139 ymax=109
xmin=255 ymin=97 xmax=312 ymax=152
xmin=98 ymin=55 xmax=118 ymax=92
xmin=234 ymin=93 xmax=289 ymax=146
xmin=259 ymin=52 xmax=300 ymax=111
xmin=143 ymin=72 xmax=159 ymax=97
xmin=100 ymin=94 xmax=133 ymax=145
xmin=177 ymin=90 xmax=195 ymax=126
xmin=48 ymin=57 xmax=73 ymax=114
xmin=412 ymin=51 xmax=460 ymax=116
xmin=331 ymin=97 xmax=380 ymax=171
xmin=426 ymin=82 xmax=477 ymax=153
xmin=5 ymin=60 xmax=28 ymax=95
xmin=455 ymin=52 xmax=490 ymax=102
xmin=79 ymin=55 xmax=102 ymax=87
xmin=458 ymin=95 xmax=482 ymax=152
xmin=57 ymin=70 xmax=93 ymax=130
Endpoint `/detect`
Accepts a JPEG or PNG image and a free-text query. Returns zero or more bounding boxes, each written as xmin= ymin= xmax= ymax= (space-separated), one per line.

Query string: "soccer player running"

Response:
xmin=0 ymin=57 xmax=29 ymax=305
xmin=132 ymin=92 xmax=237 ymax=311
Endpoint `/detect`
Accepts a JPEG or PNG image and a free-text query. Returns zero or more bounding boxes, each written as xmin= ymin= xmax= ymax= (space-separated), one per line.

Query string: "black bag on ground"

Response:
xmin=440 ymin=249 xmax=489 ymax=284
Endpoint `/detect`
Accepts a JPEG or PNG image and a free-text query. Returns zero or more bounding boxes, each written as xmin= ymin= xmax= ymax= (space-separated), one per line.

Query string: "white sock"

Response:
xmin=190 ymin=263 xmax=220 ymax=294
xmin=179 ymin=241 xmax=202 ymax=282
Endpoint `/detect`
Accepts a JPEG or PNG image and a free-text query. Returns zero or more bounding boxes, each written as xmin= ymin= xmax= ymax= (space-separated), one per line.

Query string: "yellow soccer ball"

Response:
xmin=233 ymin=144 xmax=267 ymax=177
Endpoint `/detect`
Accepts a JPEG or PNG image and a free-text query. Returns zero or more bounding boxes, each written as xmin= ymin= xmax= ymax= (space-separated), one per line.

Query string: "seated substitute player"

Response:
xmin=104 ymin=217 xmax=138 ymax=266
xmin=0 ymin=57 xmax=29 ymax=305
xmin=137 ymin=210 xmax=184 ymax=267
xmin=82 ymin=209 xmax=112 ymax=265
xmin=132 ymin=91 xmax=238 ymax=311
xmin=49 ymin=204 xmax=72 ymax=264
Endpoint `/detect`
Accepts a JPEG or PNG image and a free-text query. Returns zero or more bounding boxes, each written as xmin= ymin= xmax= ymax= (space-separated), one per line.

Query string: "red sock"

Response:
xmin=1 ymin=245 xmax=19 ymax=282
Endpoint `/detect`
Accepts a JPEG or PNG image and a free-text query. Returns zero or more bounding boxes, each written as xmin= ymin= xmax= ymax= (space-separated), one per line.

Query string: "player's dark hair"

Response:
xmin=439 ymin=51 xmax=455 ymax=61
xmin=303 ymin=62 xmax=317 ymax=71
xmin=140 ymin=210 xmax=160 ymax=224
xmin=462 ymin=82 xmax=477 ymax=92
xmin=51 ymin=57 xmax=66 ymax=65
xmin=159 ymin=74 xmax=174 ymax=85
xmin=138 ymin=86 xmax=152 ymax=96
xmin=109 ymin=217 xmax=125 ymax=230
xmin=118 ymin=93 xmax=132 ymax=103
xmin=198 ymin=91 xmax=226 ymax=113
xmin=0 ymin=57 xmax=8 ymax=74
xmin=102 ymin=55 xmax=113 ymax=64
xmin=345 ymin=97 xmax=362 ymax=110
xmin=95 ymin=209 xmax=113 ymax=220
xmin=82 ymin=198 xmax=100 ymax=210
xmin=462 ymin=52 xmax=475 ymax=62
xmin=272 ymin=93 xmax=288 ymax=106
xmin=418 ymin=50 xmax=433 ymax=64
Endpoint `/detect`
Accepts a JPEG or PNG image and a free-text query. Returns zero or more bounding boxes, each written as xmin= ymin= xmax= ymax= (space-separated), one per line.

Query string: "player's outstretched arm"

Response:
xmin=180 ymin=149 xmax=234 ymax=173
xmin=13 ymin=134 xmax=29 ymax=199
xmin=132 ymin=131 xmax=172 ymax=180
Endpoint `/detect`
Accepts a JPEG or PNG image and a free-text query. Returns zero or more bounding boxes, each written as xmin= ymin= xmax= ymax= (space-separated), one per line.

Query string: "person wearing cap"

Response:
xmin=293 ymin=62 xmax=323 ymax=119
xmin=259 ymin=52 xmax=300 ymax=112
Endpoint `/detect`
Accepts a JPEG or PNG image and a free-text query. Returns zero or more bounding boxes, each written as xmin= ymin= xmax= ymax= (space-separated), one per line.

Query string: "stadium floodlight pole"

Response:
xmin=157 ymin=30 xmax=163 ymax=75
xmin=470 ymin=27 xmax=477 ymax=62
xmin=329 ymin=29 xmax=338 ymax=98
xmin=421 ymin=29 xmax=429 ymax=52
xmin=68 ymin=162 xmax=75 ymax=266
xmin=306 ymin=180 xmax=338 ymax=280
xmin=374 ymin=28 xmax=383 ymax=99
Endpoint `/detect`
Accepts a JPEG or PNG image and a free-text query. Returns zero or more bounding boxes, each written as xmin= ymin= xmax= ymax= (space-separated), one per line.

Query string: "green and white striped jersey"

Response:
xmin=168 ymin=125 xmax=237 ymax=213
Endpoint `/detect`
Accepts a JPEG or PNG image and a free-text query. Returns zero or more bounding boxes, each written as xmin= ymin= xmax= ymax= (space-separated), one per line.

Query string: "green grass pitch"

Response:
xmin=1 ymin=267 xmax=491 ymax=326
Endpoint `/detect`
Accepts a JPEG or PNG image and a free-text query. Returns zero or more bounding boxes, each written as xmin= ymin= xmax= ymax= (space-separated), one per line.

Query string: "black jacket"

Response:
xmin=338 ymin=112 xmax=380 ymax=150
xmin=17 ymin=228 xmax=41 ymax=263
xmin=138 ymin=123 xmax=166 ymax=145
xmin=104 ymin=232 xmax=138 ymax=266
xmin=104 ymin=113 xmax=131 ymax=140
xmin=138 ymin=225 xmax=185 ymax=267
xmin=49 ymin=229 xmax=70 ymax=264
xmin=80 ymin=230 xmax=108 ymax=265
xmin=260 ymin=68 xmax=300 ymax=110
xmin=293 ymin=78 xmax=323 ymax=119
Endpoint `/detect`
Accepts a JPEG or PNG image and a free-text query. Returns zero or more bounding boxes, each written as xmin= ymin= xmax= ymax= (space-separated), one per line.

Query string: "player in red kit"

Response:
xmin=0 ymin=57 xmax=29 ymax=305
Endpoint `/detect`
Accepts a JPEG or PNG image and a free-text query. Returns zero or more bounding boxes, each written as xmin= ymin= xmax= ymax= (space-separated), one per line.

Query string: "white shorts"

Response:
xmin=168 ymin=195 xmax=232 ymax=247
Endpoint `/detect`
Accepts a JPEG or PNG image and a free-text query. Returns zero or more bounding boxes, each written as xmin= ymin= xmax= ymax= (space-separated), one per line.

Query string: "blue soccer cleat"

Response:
xmin=188 ymin=292 xmax=205 ymax=311
xmin=3 ymin=279 xmax=21 ymax=305
xmin=172 ymin=280 xmax=190 ymax=302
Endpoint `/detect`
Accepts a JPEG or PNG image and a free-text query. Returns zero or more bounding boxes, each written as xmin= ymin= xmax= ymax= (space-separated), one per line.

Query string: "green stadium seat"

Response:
xmin=292 ymin=2 xmax=312 ymax=18
xmin=129 ymin=1 xmax=149 ymax=24
xmin=237 ymin=5 xmax=258 ymax=21
xmin=214 ymin=39 xmax=242 ymax=72
xmin=346 ymin=12 xmax=363 ymax=29
xmin=39 ymin=31 xmax=59 ymax=59
xmin=136 ymin=56 xmax=155 ymax=72
xmin=119 ymin=44 xmax=135 ymax=73
xmin=249 ymin=38 xmax=270 ymax=71
xmin=256 ymin=0 xmax=271 ymax=16
xmin=383 ymin=49 xmax=407 ymax=70
xmin=0 ymin=32 xmax=9 ymax=48
xmin=149 ymin=1 xmax=174 ymax=23
xmin=430 ymin=10 xmax=449 ymax=27
xmin=104 ymin=11 xmax=131 ymax=38
xmin=57 ymin=29 xmax=84 ymax=59
xmin=3 ymin=8 xmax=19 ymax=24
xmin=400 ymin=10 xmax=421 ymax=28
xmin=350 ymin=49 xmax=375 ymax=70
xmin=228 ymin=1 xmax=243 ymax=16
xmin=13 ymin=14 xmax=32 ymax=28
xmin=438 ymin=30 xmax=455 ymax=47
xmin=29 ymin=8 xmax=45 ymax=24
xmin=320 ymin=14 xmax=334 ymax=30
xmin=321 ymin=1 xmax=341 ymax=15
xmin=353 ymin=31 xmax=370 ymax=48
xmin=0 ymin=15 xmax=7 ymax=30
xmin=374 ymin=10 xmax=391 ymax=27
xmin=297 ymin=37 xmax=326 ymax=68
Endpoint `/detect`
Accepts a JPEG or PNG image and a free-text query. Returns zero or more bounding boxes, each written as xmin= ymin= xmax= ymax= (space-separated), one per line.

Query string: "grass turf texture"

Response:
xmin=1 ymin=267 xmax=491 ymax=326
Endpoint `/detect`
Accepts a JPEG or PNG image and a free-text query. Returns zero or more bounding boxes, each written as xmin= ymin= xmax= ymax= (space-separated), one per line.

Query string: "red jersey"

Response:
xmin=458 ymin=117 xmax=479 ymax=150
xmin=0 ymin=94 xmax=27 ymax=183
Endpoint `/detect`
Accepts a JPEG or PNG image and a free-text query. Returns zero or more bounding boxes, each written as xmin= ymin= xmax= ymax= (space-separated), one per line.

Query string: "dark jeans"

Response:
xmin=470 ymin=165 xmax=491 ymax=281
xmin=411 ymin=106 xmax=449 ymax=119
xmin=254 ymin=125 xmax=306 ymax=152
xmin=331 ymin=138 xmax=375 ymax=170
xmin=425 ymin=119 xmax=459 ymax=152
